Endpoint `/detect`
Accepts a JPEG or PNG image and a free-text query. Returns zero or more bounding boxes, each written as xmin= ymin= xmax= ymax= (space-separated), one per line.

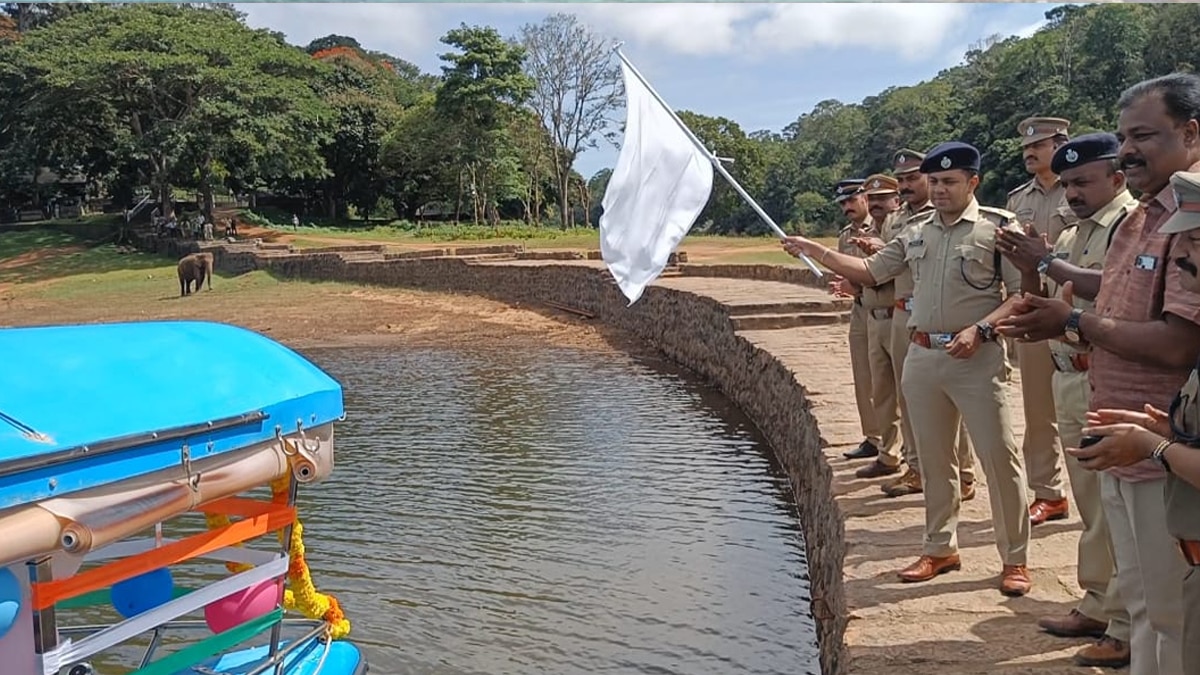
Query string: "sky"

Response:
xmin=236 ymin=2 xmax=1064 ymax=180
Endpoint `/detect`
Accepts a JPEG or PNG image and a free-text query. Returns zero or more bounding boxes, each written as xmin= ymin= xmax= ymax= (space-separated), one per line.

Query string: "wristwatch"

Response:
xmin=1063 ymin=308 xmax=1084 ymax=344
xmin=1036 ymin=253 xmax=1057 ymax=275
xmin=975 ymin=321 xmax=996 ymax=342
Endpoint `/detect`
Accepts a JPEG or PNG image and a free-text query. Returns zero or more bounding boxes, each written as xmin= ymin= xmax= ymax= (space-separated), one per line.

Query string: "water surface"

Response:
xmin=91 ymin=344 xmax=820 ymax=674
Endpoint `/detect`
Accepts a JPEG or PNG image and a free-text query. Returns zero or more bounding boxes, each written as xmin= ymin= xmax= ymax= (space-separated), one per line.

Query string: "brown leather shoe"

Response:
xmin=961 ymin=480 xmax=976 ymax=501
xmin=1037 ymin=609 xmax=1107 ymax=639
xmin=898 ymin=554 xmax=961 ymax=582
xmin=855 ymin=459 xmax=902 ymax=479
xmin=1073 ymin=636 xmax=1131 ymax=668
xmin=1029 ymin=498 xmax=1069 ymax=525
xmin=1000 ymin=564 xmax=1032 ymax=596
xmin=882 ymin=468 xmax=922 ymax=497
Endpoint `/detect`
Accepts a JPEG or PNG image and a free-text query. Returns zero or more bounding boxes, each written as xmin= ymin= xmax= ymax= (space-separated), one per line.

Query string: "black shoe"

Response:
xmin=843 ymin=440 xmax=879 ymax=460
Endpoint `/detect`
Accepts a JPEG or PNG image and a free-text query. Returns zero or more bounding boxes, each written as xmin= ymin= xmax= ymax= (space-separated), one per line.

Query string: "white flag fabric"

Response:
xmin=599 ymin=60 xmax=714 ymax=305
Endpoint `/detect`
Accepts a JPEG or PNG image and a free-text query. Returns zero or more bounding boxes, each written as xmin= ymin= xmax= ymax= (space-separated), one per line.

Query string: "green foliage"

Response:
xmin=1 ymin=3 xmax=1196 ymax=238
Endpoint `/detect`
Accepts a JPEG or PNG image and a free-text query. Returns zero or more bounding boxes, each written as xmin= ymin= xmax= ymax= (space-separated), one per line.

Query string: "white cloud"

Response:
xmin=238 ymin=3 xmax=977 ymax=63
xmin=238 ymin=4 xmax=440 ymax=59
xmin=749 ymin=3 xmax=970 ymax=60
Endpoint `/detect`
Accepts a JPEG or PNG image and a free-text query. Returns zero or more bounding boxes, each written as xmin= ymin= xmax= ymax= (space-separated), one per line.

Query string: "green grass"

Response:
xmin=0 ymin=228 xmax=166 ymax=284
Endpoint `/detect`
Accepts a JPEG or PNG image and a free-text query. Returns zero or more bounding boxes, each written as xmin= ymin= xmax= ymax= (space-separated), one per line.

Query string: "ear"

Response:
xmin=1186 ymin=118 xmax=1200 ymax=147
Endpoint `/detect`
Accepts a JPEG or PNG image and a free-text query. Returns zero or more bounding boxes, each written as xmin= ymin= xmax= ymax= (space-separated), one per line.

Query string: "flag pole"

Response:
xmin=610 ymin=44 xmax=823 ymax=278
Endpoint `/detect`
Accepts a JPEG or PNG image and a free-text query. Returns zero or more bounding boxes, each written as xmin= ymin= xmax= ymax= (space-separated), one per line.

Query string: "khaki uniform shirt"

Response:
xmin=864 ymin=198 xmax=1023 ymax=333
xmin=837 ymin=218 xmax=872 ymax=302
xmin=1045 ymin=191 xmax=1138 ymax=368
xmin=860 ymin=210 xmax=901 ymax=310
xmin=884 ymin=201 xmax=936 ymax=302
xmin=1006 ymin=176 xmax=1073 ymax=245
xmin=1165 ymin=369 xmax=1200 ymax=540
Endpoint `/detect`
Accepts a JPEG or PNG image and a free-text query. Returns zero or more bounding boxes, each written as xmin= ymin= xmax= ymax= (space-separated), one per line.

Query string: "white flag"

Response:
xmin=599 ymin=60 xmax=714 ymax=305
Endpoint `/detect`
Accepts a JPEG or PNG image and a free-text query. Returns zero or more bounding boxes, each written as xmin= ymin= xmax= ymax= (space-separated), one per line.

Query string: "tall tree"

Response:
xmin=436 ymin=24 xmax=534 ymax=224
xmin=518 ymin=13 xmax=621 ymax=228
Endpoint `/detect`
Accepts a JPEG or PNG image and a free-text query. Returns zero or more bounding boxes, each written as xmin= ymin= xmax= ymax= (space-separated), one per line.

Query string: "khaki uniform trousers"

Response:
xmin=890 ymin=309 xmax=975 ymax=481
xmin=1051 ymin=368 xmax=1130 ymax=641
xmin=866 ymin=309 xmax=902 ymax=467
xmin=849 ymin=302 xmax=880 ymax=445
xmin=1099 ymin=474 xmax=1185 ymax=675
xmin=1016 ymin=340 xmax=1067 ymax=500
xmin=1184 ymin=566 xmax=1200 ymax=675
xmin=901 ymin=339 xmax=1029 ymax=564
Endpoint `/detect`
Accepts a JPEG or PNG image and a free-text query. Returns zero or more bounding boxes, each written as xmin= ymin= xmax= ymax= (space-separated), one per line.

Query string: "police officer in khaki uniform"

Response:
xmin=1006 ymin=116 xmax=1073 ymax=525
xmin=853 ymin=174 xmax=905 ymax=479
xmin=998 ymin=133 xmax=1134 ymax=667
xmin=1067 ymin=170 xmax=1200 ymax=675
xmin=781 ymin=142 xmax=1033 ymax=595
xmin=876 ymin=149 xmax=977 ymax=499
xmin=833 ymin=179 xmax=883 ymax=460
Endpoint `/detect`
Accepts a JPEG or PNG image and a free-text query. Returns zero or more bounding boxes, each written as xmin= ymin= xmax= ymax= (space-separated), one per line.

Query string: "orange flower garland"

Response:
xmin=202 ymin=473 xmax=351 ymax=639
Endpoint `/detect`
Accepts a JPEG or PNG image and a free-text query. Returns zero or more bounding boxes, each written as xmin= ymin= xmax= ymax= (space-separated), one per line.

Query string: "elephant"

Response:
xmin=177 ymin=252 xmax=214 ymax=296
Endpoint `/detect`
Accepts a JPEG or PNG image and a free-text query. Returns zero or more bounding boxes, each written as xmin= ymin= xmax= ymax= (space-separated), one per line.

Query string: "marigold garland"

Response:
xmin=201 ymin=473 xmax=351 ymax=639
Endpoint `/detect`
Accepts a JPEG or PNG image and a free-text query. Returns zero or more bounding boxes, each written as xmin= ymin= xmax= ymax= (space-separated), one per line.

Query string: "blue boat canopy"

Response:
xmin=0 ymin=321 xmax=344 ymax=509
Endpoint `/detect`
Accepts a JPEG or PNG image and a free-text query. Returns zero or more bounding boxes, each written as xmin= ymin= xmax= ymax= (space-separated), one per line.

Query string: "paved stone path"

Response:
xmin=653 ymin=276 xmax=1102 ymax=675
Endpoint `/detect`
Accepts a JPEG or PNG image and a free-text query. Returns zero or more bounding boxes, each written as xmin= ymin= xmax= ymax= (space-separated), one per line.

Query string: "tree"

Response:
xmin=675 ymin=111 xmax=770 ymax=234
xmin=9 ymin=4 xmax=331 ymax=219
xmin=518 ymin=13 xmax=621 ymax=228
xmin=436 ymin=24 xmax=534 ymax=224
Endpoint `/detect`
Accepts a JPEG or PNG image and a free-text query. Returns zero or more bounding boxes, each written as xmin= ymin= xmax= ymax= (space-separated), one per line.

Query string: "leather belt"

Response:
xmin=911 ymin=331 xmax=956 ymax=349
xmin=1051 ymin=351 xmax=1090 ymax=372
xmin=869 ymin=307 xmax=894 ymax=320
xmin=1180 ymin=539 xmax=1200 ymax=566
xmin=894 ymin=297 xmax=913 ymax=312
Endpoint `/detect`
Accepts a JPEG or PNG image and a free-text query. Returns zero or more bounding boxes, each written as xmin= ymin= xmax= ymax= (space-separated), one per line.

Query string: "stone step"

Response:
xmin=730 ymin=312 xmax=849 ymax=331
xmin=725 ymin=299 xmax=849 ymax=316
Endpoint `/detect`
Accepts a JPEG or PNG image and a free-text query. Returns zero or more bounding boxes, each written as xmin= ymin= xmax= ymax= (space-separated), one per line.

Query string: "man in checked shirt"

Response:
xmin=997 ymin=72 xmax=1200 ymax=675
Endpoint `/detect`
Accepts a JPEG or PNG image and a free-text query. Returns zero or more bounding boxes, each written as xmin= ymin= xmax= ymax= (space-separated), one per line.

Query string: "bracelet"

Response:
xmin=1152 ymin=439 xmax=1174 ymax=474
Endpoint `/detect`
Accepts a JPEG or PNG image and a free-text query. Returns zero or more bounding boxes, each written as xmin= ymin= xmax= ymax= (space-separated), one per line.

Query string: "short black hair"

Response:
xmin=1118 ymin=72 xmax=1200 ymax=124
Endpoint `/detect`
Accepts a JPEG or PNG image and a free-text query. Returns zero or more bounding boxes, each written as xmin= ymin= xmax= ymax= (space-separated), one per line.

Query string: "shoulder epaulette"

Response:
xmin=979 ymin=205 xmax=1017 ymax=225
xmin=1007 ymin=180 xmax=1032 ymax=197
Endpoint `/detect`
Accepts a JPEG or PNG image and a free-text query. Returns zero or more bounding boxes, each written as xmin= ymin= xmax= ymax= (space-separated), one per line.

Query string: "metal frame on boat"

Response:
xmin=0 ymin=321 xmax=367 ymax=675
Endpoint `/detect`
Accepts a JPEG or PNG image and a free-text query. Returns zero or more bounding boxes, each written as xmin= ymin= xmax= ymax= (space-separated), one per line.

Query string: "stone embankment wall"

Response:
xmin=142 ymin=233 xmax=845 ymax=674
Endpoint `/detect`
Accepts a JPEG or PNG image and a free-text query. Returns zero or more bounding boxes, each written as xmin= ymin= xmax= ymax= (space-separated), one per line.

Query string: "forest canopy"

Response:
xmin=0 ymin=2 xmax=1196 ymax=235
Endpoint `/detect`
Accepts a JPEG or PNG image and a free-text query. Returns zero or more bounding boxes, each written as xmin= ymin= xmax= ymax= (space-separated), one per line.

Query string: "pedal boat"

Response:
xmin=0 ymin=321 xmax=368 ymax=675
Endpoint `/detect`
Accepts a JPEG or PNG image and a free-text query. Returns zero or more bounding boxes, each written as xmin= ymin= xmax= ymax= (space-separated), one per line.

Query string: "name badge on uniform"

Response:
xmin=1134 ymin=254 xmax=1158 ymax=271
xmin=1054 ymin=251 xmax=1069 ymax=259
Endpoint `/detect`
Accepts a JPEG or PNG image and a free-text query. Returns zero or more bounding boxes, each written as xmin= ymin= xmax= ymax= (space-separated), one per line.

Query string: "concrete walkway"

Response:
xmin=653 ymin=276 xmax=1099 ymax=675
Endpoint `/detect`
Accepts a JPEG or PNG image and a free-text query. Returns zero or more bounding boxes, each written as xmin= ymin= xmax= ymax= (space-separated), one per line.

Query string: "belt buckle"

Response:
xmin=931 ymin=333 xmax=954 ymax=348
xmin=902 ymin=298 xmax=913 ymax=312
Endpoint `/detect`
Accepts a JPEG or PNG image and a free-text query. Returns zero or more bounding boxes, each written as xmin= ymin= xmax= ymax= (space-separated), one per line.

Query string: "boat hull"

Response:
xmin=171 ymin=639 xmax=368 ymax=675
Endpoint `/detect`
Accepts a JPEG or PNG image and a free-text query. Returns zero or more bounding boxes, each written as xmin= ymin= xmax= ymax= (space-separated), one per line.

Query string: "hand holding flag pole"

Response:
xmin=607 ymin=44 xmax=823 ymax=280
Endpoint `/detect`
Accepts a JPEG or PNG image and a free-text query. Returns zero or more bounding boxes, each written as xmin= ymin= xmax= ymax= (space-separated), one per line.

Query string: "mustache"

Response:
xmin=900 ymin=188 xmax=914 ymax=196
xmin=1176 ymin=256 xmax=1197 ymax=276
xmin=1068 ymin=198 xmax=1086 ymax=209
xmin=1121 ymin=156 xmax=1146 ymax=170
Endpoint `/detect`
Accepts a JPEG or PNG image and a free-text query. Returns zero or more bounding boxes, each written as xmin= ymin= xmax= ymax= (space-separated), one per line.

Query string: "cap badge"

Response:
xmin=1026 ymin=125 xmax=1036 ymax=136
xmin=1065 ymin=149 xmax=1078 ymax=163
xmin=940 ymin=155 xmax=952 ymax=169
xmin=872 ymin=179 xmax=881 ymax=188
